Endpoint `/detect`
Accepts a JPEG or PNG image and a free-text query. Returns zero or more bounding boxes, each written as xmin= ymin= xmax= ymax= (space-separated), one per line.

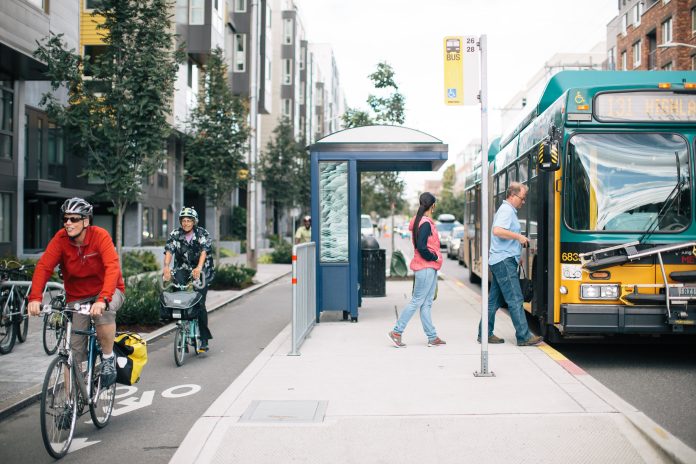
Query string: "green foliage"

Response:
xmin=209 ymin=264 xmax=256 ymax=290
xmin=259 ymin=118 xmax=309 ymax=228
xmin=34 ymin=0 xmax=185 ymax=255
xmin=436 ymin=165 xmax=465 ymax=222
xmin=116 ymin=277 xmax=161 ymax=325
xmin=341 ymin=62 xmax=407 ymax=218
xmin=271 ymin=240 xmax=293 ymax=264
xmin=229 ymin=206 xmax=247 ymax=240
xmin=121 ymin=250 xmax=160 ymax=279
xmin=258 ymin=254 xmax=273 ymax=264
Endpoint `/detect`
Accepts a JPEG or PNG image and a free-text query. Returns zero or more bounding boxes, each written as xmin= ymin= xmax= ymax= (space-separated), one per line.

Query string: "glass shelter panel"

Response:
xmin=319 ymin=162 xmax=348 ymax=262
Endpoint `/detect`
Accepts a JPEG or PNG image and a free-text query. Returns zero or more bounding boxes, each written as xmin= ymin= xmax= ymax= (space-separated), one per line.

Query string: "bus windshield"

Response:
xmin=564 ymin=133 xmax=691 ymax=233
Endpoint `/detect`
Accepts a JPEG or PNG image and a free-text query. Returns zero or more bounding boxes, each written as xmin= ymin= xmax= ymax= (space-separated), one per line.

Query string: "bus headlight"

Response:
xmin=580 ymin=284 xmax=619 ymax=300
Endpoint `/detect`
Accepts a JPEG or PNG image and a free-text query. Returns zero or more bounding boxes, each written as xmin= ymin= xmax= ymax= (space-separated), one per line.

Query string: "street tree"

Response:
xmin=185 ymin=47 xmax=249 ymax=264
xmin=34 ymin=0 xmax=184 ymax=257
xmin=437 ymin=165 xmax=465 ymax=222
xmin=259 ymin=118 xmax=308 ymax=236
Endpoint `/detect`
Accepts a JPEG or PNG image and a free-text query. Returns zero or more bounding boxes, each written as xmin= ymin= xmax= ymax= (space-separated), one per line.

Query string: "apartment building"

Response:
xmin=610 ymin=0 xmax=696 ymax=71
xmin=0 ymin=0 xmax=81 ymax=256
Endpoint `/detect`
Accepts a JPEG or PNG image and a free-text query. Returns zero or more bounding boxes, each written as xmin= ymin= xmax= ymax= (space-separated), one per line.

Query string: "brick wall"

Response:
xmin=616 ymin=0 xmax=696 ymax=70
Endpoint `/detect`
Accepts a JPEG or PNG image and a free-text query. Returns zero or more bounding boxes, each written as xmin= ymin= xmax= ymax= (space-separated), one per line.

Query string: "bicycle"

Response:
xmin=39 ymin=298 xmax=116 ymax=459
xmin=0 ymin=262 xmax=35 ymax=354
xmin=43 ymin=293 xmax=67 ymax=355
xmin=160 ymin=273 xmax=205 ymax=367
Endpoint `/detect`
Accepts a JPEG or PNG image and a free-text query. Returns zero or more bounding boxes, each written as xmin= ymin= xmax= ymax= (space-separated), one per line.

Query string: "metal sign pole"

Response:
xmin=474 ymin=34 xmax=494 ymax=377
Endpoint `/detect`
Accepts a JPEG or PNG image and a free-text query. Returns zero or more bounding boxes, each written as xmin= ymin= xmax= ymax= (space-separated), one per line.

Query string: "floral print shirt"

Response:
xmin=164 ymin=226 xmax=215 ymax=284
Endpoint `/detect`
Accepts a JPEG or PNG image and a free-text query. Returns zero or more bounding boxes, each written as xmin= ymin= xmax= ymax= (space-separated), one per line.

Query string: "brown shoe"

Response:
xmin=428 ymin=337 xmax=446 ymax=347
xmin=476 ymin=335 xmax=505 ymax=344
xmin=517 ymin=335 xmax=543 ymax=346
xmin=388 ymin=331 xmax=405 ymax=347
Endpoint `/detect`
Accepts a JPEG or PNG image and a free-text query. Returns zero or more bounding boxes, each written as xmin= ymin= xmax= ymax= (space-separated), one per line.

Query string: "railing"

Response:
xmin=288 ymin=242 xmax=316 ymax=356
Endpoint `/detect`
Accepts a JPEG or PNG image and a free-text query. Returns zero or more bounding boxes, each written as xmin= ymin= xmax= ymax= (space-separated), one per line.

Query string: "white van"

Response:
xmin=361 ymin=214 xmax=375 ymax=237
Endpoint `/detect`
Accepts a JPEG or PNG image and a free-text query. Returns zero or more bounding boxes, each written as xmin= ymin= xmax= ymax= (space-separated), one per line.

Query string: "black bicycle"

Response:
xmin=39 ymin=298 xmax=116 ymax=459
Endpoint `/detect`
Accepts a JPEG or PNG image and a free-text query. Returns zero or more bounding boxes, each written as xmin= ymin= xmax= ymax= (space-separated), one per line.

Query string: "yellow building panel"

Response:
xmin=80 ymin=3 xmax=106 ymax=52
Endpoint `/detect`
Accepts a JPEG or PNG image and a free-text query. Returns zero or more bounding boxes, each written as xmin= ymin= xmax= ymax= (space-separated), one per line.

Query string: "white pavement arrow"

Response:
xmin=69 ymin=437 xmax=100 ymax=453
xmin=111 ymin=390 xmax=155 ymax=416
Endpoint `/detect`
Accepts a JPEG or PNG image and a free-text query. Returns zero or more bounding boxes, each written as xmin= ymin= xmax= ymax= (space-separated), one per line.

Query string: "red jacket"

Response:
xmin=29 ymin=226 xmax=125 ymax=304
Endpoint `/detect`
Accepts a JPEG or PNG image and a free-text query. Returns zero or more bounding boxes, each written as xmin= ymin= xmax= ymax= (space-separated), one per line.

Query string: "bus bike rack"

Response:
xmin=579 ymin=241 xmax=696 ymax=325
xmin=0 ymin=281 xmax=65 ymax=318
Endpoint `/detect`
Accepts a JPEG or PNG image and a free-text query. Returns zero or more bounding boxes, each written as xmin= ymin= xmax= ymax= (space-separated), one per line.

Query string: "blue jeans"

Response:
xmin=478 ymin=257 xmax=532 ymax=344
xmin=393 ymin=267 xmax=438 ymax=340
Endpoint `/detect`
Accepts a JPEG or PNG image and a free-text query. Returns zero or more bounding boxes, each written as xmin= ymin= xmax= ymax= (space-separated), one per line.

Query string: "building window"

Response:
xmin=234 ymin=0 xmax=246 ymax=12
xmin=83 ymin=45 xmax=107 ymax=77
xmin=283 ymin=19 xmax=293 ymax=45
xmin=692 ymin=54 xmax=696 ymax=70
xmin=621 ymin=51 xmax=627 ymax=70
xmin=283 ymin=59 xmax=292 ymax=85
xmin=27 ymin=0 xmax=48 ymax=12
xmin=299 ymin=46 xmax=306 ymax=70
xmin=234 ymin=34 xmax=246 ymax=72
xmin=633 ymin=2 xmax=642 ymax=26
xmin=190 ymin=0 xmax=204 ymax=25
xmin=85 ymin=0 xmax=102 ymax=10
xmin=0 ymin=193 xmax=10 ymax=242
xmin=662 ymin=17 xmax=672 ymax=44
xmin=157 ymin=158 xmax=168 ymax=189
xmin=622 ymin=14 xmax=628 ymax=35
xmin=142 ymin=207 xmax=153 ymax=240
xmin=662 ymin=62 xmax=673 ymax=70
xmin=0 ymin=81 xmax=13 ymax=160
xmin=47 ymin=122 xmax=64 ymax=181
xmin=692 ymin=8 xmax=696 ymax=35
xmin=160 ymin=209 xmax=168 ymax=238
xmin=608 ymin=47 xmax=616 ymax=70
xmin=299 ymin=84 xmax=305 ymax=103
xmin=282 ymin=99 xmax=292 ymax=118
xmin=632 ymin=40 xmax=641 ymax=67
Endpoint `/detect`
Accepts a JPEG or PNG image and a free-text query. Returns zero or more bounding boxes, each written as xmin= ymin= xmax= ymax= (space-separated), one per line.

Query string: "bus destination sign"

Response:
xmin=594 ymin=91 xmax=696 ymax=122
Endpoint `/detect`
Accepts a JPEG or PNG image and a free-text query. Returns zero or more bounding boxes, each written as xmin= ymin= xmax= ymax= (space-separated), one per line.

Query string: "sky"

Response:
xmin=294 ymin=0 xmax=618 ymax=197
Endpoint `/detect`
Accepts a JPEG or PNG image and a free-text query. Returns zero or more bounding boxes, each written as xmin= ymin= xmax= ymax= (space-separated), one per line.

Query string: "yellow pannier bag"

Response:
xmin=113 ymin=332 xmax=148 ymax=385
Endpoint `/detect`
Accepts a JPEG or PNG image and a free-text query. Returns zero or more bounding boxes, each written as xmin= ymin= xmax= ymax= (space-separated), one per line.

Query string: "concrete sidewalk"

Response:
xmin=172 ymin=276 xmax=696 ymax=464
xmin=0 ymin=262 xmax=291 ymax=421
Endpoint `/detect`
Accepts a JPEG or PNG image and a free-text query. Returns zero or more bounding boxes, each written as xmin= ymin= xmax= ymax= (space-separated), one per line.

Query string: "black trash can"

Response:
xmin=361 ymin=236 xmax=386 ymax=297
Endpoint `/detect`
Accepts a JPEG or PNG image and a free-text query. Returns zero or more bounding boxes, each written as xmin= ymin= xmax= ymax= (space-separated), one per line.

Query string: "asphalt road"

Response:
xmin=0 ymin=279 xmax=292 ymax=463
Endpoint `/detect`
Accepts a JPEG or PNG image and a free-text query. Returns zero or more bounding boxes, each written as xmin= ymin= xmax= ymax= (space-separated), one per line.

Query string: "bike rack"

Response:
xmin=0 ymin=281 xmax=65 ymax=316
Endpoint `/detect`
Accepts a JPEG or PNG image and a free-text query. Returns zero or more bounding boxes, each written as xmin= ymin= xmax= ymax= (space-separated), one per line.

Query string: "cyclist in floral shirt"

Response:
xmin=163 ymin=207 xmax=214 ymax=352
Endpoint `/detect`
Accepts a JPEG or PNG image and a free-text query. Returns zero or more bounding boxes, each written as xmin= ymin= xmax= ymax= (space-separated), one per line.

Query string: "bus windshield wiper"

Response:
xmin=639 ymin=177 xmax=685 ymax=244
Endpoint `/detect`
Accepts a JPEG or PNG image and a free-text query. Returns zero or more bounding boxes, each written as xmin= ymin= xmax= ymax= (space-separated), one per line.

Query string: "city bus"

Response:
xmin=462 ymin=70 xmax=696 ymax=341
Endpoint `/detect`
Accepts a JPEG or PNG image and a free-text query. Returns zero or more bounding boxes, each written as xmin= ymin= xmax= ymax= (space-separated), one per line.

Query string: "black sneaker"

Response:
xmin=100 ymin=356 xmax=117 ymax=387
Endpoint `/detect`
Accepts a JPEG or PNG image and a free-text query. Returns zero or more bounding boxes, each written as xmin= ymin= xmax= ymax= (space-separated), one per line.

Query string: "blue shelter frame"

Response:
xmin=309 ymin=126 xmax=448 ymax=322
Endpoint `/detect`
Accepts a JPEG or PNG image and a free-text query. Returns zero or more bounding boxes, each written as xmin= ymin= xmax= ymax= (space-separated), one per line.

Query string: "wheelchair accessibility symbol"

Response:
xmin=447 ymin=88 xmax=457 ymax=98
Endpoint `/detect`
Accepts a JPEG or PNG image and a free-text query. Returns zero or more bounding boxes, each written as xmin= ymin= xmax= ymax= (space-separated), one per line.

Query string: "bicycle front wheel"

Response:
xmin=174 ymin=324 xmax=186 ymax=366
xmin=15 ymin=300 xmax=29 ymax=343
xmin=89 ymin=357 xmax=116 ymax=428
xmin=40 ymin=356 xmax=77 ymax=459
xmin=43 ymin=313 xmax=64 ymax=355
xmin=0 ymin=306 xmax=16 ymax=355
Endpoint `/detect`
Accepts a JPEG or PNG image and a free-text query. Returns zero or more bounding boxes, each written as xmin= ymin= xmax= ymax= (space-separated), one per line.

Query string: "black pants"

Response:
xmin=174 ymin=269 xmax=213 ymax=341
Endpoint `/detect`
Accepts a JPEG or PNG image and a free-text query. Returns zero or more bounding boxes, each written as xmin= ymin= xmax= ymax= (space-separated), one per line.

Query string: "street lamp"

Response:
xmin=657 ymin=42 xmax=696 ymax=50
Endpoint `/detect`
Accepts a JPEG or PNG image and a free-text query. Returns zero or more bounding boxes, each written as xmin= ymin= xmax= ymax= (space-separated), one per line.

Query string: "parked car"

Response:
xmin=361 ymin=214 xmax=375 ymax=237
xmin=435 ymin=214 xmax=460 ymax=249
xmin=447 ymin=226 xmax=465 ymax=259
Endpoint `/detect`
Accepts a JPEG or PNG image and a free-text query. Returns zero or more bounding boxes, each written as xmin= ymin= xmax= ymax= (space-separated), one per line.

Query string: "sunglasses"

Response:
xmin=62 ymin=216 xmax=84 ymax=224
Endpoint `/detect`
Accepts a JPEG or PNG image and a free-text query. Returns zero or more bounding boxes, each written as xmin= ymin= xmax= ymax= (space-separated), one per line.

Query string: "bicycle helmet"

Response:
xmin=60 ymin=197 xmax=93 ymax=217
xmin=179 ymin=206 xmax=198 ymax=225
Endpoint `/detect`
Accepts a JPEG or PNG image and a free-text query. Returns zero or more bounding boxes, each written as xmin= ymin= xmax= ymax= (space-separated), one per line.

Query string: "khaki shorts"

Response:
xmin=71 ymin=289 xmax=125 ymax=361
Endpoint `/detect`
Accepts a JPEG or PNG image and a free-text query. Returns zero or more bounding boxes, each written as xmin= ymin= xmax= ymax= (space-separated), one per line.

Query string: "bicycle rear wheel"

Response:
xmin=174 ymin=324 xmax=186 ymax=366
xmin=0 ymin=303 xmax=16 ymax=354
xmin=43 ymin=312 xmax=65 ymax=355
xmin=15 ymin=300 xmax=29 ymax=343
xmin=40 ymin=356 xmax=77 ymax=459
xmin=192 ymin=320 xmax=200 ymax=355
xmin=89 ymin=357 xmax=116 ymax=428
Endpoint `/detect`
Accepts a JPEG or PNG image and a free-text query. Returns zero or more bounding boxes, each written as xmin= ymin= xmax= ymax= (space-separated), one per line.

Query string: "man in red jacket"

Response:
xmin=28 ymin=198 xmax=125 ymax=387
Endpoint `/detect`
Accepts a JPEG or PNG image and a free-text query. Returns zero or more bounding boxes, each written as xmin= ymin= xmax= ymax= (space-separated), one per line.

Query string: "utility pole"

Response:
xmin=246 ymin=0 xmax=259 ymax=269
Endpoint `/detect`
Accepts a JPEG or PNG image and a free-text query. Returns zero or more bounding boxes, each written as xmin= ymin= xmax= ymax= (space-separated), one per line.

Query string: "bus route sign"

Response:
xmin=443 ymin=36 xmax=479 ymax=106
xmin=594 ymin=91 xmax=696 ymax=122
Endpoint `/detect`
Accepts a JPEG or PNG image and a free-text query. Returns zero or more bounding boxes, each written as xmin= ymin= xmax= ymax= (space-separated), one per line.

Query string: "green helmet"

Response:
xmin=179 ymin=206 xmax=198 ymax=225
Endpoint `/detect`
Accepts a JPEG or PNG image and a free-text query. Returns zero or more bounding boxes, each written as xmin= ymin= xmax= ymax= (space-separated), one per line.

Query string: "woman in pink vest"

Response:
xmin=388 ymin=192 xmax=446 ymax=347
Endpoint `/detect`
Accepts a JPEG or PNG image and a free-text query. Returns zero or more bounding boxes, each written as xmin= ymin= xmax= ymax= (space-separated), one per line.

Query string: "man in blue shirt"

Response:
xmin=478 ymin=182 xmax=542 ymax=346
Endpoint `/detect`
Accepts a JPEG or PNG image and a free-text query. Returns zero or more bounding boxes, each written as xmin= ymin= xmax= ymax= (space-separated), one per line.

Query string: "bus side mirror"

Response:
xmin=537 ymin=139 xmax=560 ymax=172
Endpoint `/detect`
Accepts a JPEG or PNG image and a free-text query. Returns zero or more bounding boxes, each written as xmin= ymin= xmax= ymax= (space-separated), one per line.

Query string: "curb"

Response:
xmin=442 ymin=273 xmax=696 ymax=464
xmin=0 ymin=270 xmax=291 ymax=422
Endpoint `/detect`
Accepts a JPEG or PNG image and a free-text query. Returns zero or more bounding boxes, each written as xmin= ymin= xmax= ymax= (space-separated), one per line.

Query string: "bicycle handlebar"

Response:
xmin=160 ymin=269 xmax=205 ymax=291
